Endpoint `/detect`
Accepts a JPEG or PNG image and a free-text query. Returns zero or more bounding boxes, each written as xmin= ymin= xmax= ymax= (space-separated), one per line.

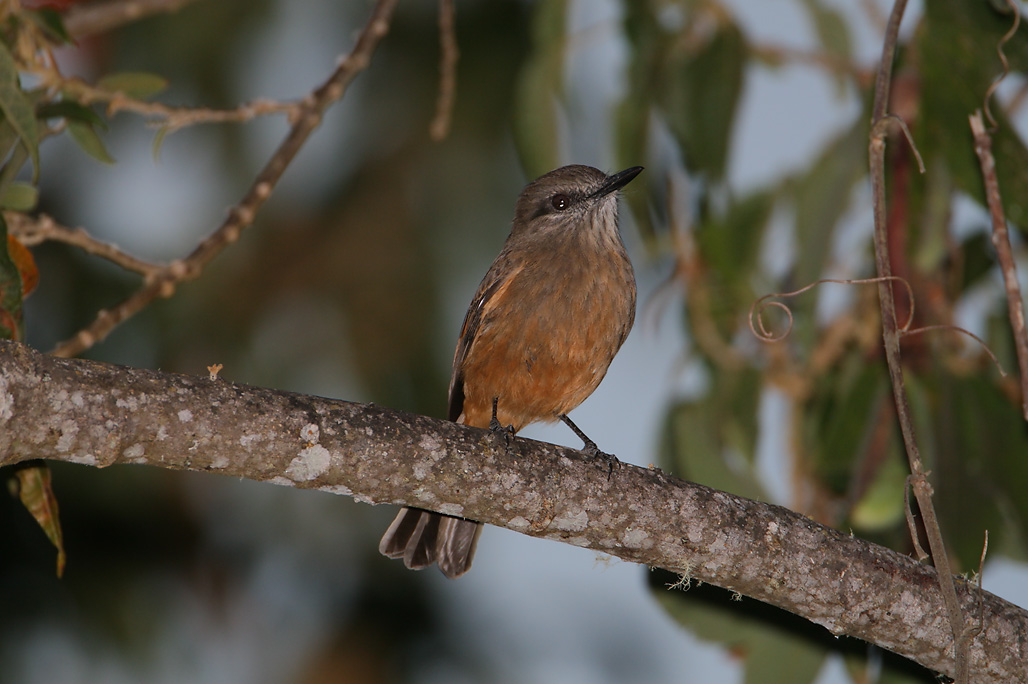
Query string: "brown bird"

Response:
xmin=379 ymin=164 xmax=642 ymax=578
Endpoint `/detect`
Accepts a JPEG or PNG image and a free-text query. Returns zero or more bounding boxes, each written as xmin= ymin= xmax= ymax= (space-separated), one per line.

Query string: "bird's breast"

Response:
xmin=458 ymin=235 xmax=636 ymax=429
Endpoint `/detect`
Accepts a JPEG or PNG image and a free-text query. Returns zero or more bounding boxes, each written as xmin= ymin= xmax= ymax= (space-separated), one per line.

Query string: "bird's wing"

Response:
xmin=447 ymin=258 xmax=524 ymax=423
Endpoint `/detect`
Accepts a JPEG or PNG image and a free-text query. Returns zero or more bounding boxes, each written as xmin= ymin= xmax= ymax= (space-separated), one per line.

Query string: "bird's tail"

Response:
xmin=379 ymin=507 xmax=482 ymax=579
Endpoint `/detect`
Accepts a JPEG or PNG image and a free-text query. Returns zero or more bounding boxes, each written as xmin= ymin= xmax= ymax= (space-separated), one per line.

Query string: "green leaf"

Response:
xmin=68 ymin=120 xmax=116 ymax=164
xmin=0 ymin=181 xmax=38 ymax=211
xmin=922 ymin=370 xmax=1028 ymax=567
xmin=0 ymin=119 xmax=19 ymax=163
xmin=849 ymin=450 xmax=907 ymax=532
xmin=652 ymin=571 xmax=937 ymax=682
xmin=96 ymin=71 xmax=169 ymax=100
xmin=25 ymin=8 xmax=75 ymax=45
xmin=958 ymin=232 xmax=996 ymax=290
xmin=919 ymin=0 xmax=1028 ymax=232
xmin=13 ymin=463 xmax=66 ymax=577
xmin=661 ymin=367 xmax=766 ymax=501
xmin=0 ymin=44 xmax=41 ymax=181
xmin=152 ymin=126 xmax=170 ymax=162
xmin=0 ymin=214 xmax=24 ymax=340
xmin=806 ymin=360 xmax=890 ymax=495
xmin=36 ymin=100 xmax=107 ymax=130
xmin=789 ymin=114 xmax=869 ymax=289
xmin=650 ymin=575 xmax=827 ymax=684
xmin=799 ymin=0 xmax=852 ymax=94
xmin=512 ymin=0 xmax=567 ymax=179
xmin=662 ymin=16 xmax=746 ymax=181
xmin=695 ymin=190 xmax=776 ymax=335
xmin=615 ymin=2 xmax=664 ymax=242
xmin=0 ymin=141 xmax=29 ymax=201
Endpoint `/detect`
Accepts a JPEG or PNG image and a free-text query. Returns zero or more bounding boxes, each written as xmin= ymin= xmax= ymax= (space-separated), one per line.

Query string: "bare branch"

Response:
xmin=969 ymin=111 xmax=1028 ymax=420
xmin=30 ymin=75 xmax=301 ymax=133
xmin=0 ymin=338 xmax=1025 ymax=682
xmin=6 ymin=212 xmax=161 ymax=276
xmin=869 ymin=2 xmax=970 ymax=681
xmin=63 ymin=0 xmax=207 ymax=39
xmin=49 ymin=0 xmax=399 ymax=359
xmin=429 ymin=0 xmax=459 ymax=141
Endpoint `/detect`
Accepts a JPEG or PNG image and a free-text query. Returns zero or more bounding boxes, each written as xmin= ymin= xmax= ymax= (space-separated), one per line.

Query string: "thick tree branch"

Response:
xmin=0 ymin=340 xmax=1025 ymax=681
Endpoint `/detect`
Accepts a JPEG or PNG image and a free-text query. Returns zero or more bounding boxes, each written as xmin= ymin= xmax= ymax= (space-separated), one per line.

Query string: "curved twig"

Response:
xmin=749 ymin=276 xmax=916 ymax=343
xmin=983 ymin=0 xmax=1021 ymax=130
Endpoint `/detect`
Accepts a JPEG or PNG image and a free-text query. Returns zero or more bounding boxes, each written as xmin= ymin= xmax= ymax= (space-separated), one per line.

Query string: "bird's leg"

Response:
xmin=560 ymin=414 xmax=620 ymax=479
xmin=490 ymin=397 xmax=516 ymax=449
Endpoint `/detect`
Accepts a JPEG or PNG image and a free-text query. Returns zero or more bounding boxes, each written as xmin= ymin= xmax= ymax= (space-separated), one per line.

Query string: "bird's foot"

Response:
xmin=560 ymin=414 xmax=620 ymax=480
xmin=490 ymin=397 xmax=516 ymax=451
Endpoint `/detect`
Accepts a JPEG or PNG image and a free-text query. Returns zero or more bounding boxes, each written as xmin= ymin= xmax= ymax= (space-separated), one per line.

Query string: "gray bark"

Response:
xmin=0 ymin=339 xmax=1024 ymax=682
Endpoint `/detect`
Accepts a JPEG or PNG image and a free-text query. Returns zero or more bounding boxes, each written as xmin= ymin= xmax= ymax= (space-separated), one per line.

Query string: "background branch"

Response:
xmin=428 ymin=0 xmax=458 ymax=141
xmin=48 ymin=0 xmax=399 ymax=359
xmin=970 ymin=111 xmax=1028 ymax=420
xmin=63 ymin=0 xmax=207 ymax=39
xmin=0 ymin=338 xmax=1025 ymax=682
xmin=32 ymin=75 xmax=299 ymax=132
xmin=868 ymin=2 xmax=970 ymax=681
xmin=6 ymin=212 xmax=160 ymax=276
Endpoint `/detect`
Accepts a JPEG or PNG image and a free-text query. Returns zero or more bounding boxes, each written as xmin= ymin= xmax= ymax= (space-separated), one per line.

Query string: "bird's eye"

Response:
xmin=550 ymin=193 xmax=570 ymax=211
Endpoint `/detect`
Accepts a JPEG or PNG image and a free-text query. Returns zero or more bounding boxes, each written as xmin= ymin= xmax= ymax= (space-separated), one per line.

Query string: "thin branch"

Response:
xmin=29 ymin=74 xmax=301 ymax=133
xmin=869 ymin=2 xmax=970 ymax=682
xmin=749 ymin=276 xmax=917 ymax=343
xmin=749 ymin=277 xmax=1007 ymax=376
xmin=62 ymin=0 xmax=207 ymax=39
xmin=982 ymin=0 xmax=1020 ymax=130
xmin=429 ymin=0 xmax=458 ymax=142
xmin=749 ymin=43 xmax=871 ymax=86
xmin=969 ymin=110 xmax=1028 ymax=420
xmin=6 ymin=212 xmax=161 ymax=276
xmin=49 ymin=0 xmax=399 ymax=359
xmin=903 ymin=475 xmax=929 ymax=561
xmin=0 ymin=338 xmax=1024 ymax=683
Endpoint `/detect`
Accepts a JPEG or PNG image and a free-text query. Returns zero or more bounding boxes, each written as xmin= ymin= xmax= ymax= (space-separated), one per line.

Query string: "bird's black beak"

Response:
xmin=592 ymin=166 xmax=644 ymax=199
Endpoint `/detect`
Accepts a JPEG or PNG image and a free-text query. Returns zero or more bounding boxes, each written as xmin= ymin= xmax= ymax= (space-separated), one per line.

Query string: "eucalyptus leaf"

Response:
xmin=919 ymin=0 xmax=1028 ymax=231
xmin=0 ymin=44 xmax=41 ymax=180
xmin=662 ymin=366 xmax=766 ymax=501
xmin=0 ymin=181 xmax=38 ymax=211
xmin=97 ymin=72 xmax=170 ymax=100
xmin=789 ymin=114 xmax=869 ymax=289
xmin=662 ymin=18 xmax=746 ymax=182
xmin=68 ymin=121 xmax=116 ymax=164
xmin=25 ymin=8 xmax=75 ymax=45
xmin=799 ymin=0 xmax=852 ymax=95
xmin=512 ymin=0 xmax=567 ymax=179
xmin=36 ymin=100 xmax=107 ymax=130
xmin=650 ymin=575 xmax=828 ymax=684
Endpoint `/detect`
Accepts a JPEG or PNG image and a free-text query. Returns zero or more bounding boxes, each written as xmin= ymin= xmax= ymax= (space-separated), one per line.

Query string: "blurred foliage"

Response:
xmin=649 ymin=569 xmax=934 ymax=684
xmin=1 ymin=0 xmax=1028 ymax=683
xmin=642 ymin=1 xmax=1028 ymax=682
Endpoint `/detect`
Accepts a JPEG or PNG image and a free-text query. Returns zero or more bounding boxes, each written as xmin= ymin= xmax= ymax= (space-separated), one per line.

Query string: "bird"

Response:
xmin=379 ymin=164 xmax=642 ymax=578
